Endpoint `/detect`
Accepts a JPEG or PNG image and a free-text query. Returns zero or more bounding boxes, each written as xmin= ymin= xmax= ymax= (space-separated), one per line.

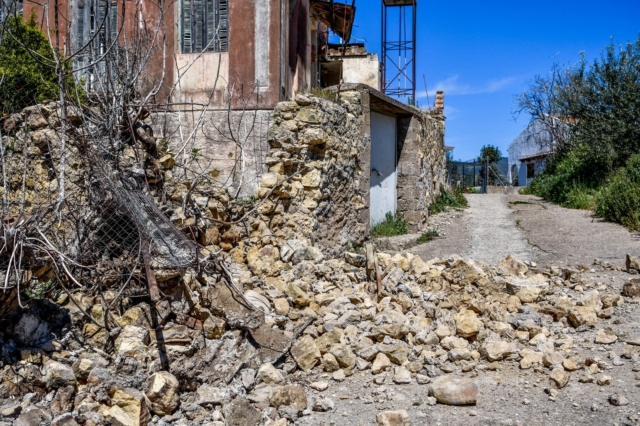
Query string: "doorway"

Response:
xmin=370 ymin=111 xmax=397 ymax=225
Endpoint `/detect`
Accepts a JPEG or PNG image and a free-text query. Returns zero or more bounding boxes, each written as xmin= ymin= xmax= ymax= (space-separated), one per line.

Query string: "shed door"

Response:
xmin=370 ymin=111 xmax=397 ymax=225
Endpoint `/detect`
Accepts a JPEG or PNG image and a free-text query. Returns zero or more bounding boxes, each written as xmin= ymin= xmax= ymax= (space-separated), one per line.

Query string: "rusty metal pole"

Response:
xmin=141 ymin=236 xmax=161 ymax=302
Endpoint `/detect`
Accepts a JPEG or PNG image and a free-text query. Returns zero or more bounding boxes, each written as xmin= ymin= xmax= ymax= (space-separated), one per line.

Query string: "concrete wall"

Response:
xmin=507 ymin=119 xmax=554 ymax=186
xmin=151 ymin=109 xmax=271 ymax=198
xmin=342 ymin=55 xmax=381 ymax=90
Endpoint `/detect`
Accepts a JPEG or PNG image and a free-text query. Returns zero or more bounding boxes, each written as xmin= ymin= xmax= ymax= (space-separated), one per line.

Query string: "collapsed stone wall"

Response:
xmin=253 ymin=91 xmax=370 ymax=259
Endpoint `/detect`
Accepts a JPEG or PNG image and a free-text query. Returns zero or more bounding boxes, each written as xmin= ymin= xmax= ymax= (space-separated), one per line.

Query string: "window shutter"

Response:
xmin=179 ymin=0 xmax=227 ymax=53
xmin=76 ymin=0 xmax=86 ymax=51
xmin=182 ymin=0 xmax=192 ymax=53
xmin=109 ymin=1 xmax=118 ymax=42
xmin=218 ymin=0 xmax=228 ymax=51
xmin=193 ymin=0 xmax=203 ymax=52
xmin=205 ymin=0 xmax=215 ymax=51
xmin=97 ymin=0 xmax=107 ymax=54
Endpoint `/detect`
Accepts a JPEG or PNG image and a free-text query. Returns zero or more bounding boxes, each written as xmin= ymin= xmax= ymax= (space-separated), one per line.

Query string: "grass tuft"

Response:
xmin=417 ymin=230 xmax=439 ymax=244
xmin=429 ymin=185 xmax=468 ymax=215
xmin=371 ymin=212 xmax=408 ymax=237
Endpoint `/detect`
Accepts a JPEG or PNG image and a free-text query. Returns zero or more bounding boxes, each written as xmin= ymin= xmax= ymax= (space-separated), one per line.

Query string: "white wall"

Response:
xmin=342 ymin=55 xmax=381 ymax=91
xmin=507 ymin=119 xmax=554 ymax=186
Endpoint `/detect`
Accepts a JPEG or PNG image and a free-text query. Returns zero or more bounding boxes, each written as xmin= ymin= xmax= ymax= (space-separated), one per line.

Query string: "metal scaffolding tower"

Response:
xmin=381 ymin=0 xmax=416 ymax=104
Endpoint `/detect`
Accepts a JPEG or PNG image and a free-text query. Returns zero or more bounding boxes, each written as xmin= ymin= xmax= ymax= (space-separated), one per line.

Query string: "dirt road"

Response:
xmin=411 ymin=193 xmax=640 ymax=268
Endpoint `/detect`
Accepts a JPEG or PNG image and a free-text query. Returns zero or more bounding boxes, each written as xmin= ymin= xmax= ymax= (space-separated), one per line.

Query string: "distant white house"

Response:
xmin=507 ymin=117 xmax=568 ymax=186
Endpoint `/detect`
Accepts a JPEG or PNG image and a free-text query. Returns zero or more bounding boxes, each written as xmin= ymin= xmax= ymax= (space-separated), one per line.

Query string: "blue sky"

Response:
xmin=346 ymin=0 xmax=640 ymax=161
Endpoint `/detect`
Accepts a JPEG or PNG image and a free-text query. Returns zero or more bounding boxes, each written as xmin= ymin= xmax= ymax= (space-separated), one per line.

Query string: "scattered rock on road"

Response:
xmin=429 ymin=375 xmax=478 ymax=405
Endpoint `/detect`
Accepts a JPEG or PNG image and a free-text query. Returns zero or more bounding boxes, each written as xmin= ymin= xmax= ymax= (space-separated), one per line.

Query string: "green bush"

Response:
xmin=0 ymin=15 xmax=74 ymax=114
xmin=526 ymin=150 xmax=598 ymax=209
xmin=429 ymin=185 xmax=468 ymax=215
xmin=371 ymin=212 xmax=408 ymax=237
xmin=595 ymin=154 xmax=640 ymax=230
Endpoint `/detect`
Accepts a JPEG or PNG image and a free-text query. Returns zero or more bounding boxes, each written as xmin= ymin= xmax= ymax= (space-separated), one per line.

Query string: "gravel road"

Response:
xmin=463 ymin=194 xmax=533 ymax=265
xmin=411 ymin=193 xmax=640 ymax=268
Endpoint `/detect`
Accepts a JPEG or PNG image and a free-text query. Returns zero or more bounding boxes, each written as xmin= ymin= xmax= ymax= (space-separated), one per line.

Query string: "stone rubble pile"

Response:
xmin=2 ymin=249 xmax=640 ymax=426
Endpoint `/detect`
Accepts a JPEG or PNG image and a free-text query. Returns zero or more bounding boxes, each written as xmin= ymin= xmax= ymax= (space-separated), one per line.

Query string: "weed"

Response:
xmin=429 ymin=185 xmax=468 ymax=215
xmin=235 ymin=195 xmax=257 ymax=207
xmin=371 ymin=212 xmax=408 ymax=237
xmin=190 ymin=148 xmax=203 ymax=160
xmin=417 ymin=230 xmax=439 ymax=244
xmin=25 ymin=280 xmax=54 ymax=300
xmin=346 ymin=241 xmax=363 ymax=254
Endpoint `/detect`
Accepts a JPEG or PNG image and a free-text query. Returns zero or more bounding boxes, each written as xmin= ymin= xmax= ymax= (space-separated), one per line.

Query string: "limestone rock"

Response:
xmin=542 ymin=352 xmax=564 ymax=367
xmin=203 ymin=315 xmax=226 ymax=339
xmin=561 ymin=358 xmax=579 ymax=372
xmin=498 ymin=255 xmax=528 ymax=276
xmin=313 ymin=397 xmax=335 ymax=412
xmin=105 ymin=405 xmax=135 ymax=426
xmin=481 ymin=339 xmax=512 ymax=361
xmin=109 ymin=387 xmax=151 ymax=426
xmin=145 ymin=371 xmax=180 ymax=415
xmin=310 ymin=381 xmax=329 ymax=391
xmin=454 ymin=309 xmax=482 ymax=338
xmin=429 ymin=375 xmax=478 ymax=405
xmin=274 ymin=298 xmax=290 ymax=315
xmin=316 ymin=328 xmax=344 ymax=354
xmin=197 ymin=384 xmax=231 ymax=406
xmin=622 ymin=278 xmax=640 ymax=297
xmin=322 ymin=353 xmax=340 ymax=372
xmin=609 ymin=394 xmax=629 ymax=406
xmin=568 ymin=306 xmax=598 ymax=327
xmin=376 ymin=410 xmax=411 ymax=425
xmin=115 ymin=325 xmax=150 ymax=353
xmin=15 ymin=407 xmax=53 ymax=426
xmin=72 ymin=353 xmax=109 ymax=381
xmin=291 ymin=335 xmax=321 ymax=371
xmin=595 ymin=328 xmax=617 ymax=344
xmin=258 ymin=363 xmax=285 ymax=384
xmin=627 ymin=254 xmax=640 ymax=273
xmin=550 ymin=368 xmax=570 ymax=389
xmin=269 ymin=384 xmax=307 ymax=412
xmin=225 ymin=397 xmax=262 ymax=426
xmin=329 ymin=344 xmax=356 ymax=369
xmin=393 ymin=367 xmax=412 ymax=384
xmin=506 ymin=278 xmax=549 ymax=303
xmin=284 ymin=282 xmax=310 ymax=307
xmin=519 ymin=349 xmax=543 ymax=369
xmin=44 ymin=360 xmax=76 ymax=389
xmin=372 ymin=353 xmax=391 ymax=374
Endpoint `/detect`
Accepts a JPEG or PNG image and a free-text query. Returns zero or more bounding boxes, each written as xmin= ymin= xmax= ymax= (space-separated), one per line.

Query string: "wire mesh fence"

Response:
xmin=446 ymin=158 xmax=510 ymax=190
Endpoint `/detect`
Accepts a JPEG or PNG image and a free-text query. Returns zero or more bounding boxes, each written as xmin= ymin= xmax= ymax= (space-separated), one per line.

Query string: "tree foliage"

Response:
xmin=0 ymin=15 xmax=68 ymax=114
xmin=478 ymin=145 xmax=502 ymax=164
xmin=516 ymin=37 xmax=640 ymax=181
xmin=517 ymin=36 xmax=640 ymax=229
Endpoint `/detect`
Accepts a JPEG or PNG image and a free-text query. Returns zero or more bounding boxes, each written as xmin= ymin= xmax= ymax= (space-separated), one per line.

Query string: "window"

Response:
xmin=526 ymin=162 xmax=535 ymax=179
xmin=181 ymin=0 xmax=228 ymax=53
xmin=74 ymin=0 xmax=118 ymax=54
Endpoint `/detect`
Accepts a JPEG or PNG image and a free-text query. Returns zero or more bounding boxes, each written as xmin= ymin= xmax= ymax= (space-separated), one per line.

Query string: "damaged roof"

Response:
xmin=310 ymin=0 xmax=356 ymax=42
